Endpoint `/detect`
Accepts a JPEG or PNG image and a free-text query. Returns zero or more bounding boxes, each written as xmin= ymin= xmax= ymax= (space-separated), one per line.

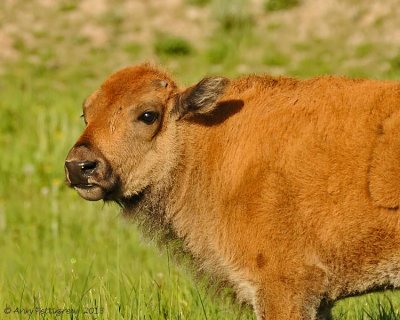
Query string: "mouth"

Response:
xmin=74 ymin=183 xmax=96 ymax=189
xmin=66 ymin=176 xmax=146 ymax=205
xmin=72 ymin=183 xmax=108 ymax=201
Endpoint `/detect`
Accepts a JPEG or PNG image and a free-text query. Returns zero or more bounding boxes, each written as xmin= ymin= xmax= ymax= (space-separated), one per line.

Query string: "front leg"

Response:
xmin=316 ymin=300 xmax=333 ymax=320
xmin=254 ymin=287 xmax=320 ymax=320
xmin=254 ymin=266 xmax=329 ymax=320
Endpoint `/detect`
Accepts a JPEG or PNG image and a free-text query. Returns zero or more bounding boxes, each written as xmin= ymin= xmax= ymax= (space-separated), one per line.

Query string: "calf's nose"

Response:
xmin=65 ymin=160 xmax=97 ymax=186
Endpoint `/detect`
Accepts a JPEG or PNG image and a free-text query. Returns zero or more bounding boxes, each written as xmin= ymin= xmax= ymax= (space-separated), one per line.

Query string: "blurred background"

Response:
xmin=1 ymin=0 xmax=400 ymax=319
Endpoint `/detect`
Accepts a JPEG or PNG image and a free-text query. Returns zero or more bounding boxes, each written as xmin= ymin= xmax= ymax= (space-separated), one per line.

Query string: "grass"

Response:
xmin=1 ymin=0 xmax=400 ymax=319
xmin=154 ymin=35 xmax=193 ymax=57
xmin=186 ymin=0 xmax=211 ymax=6
xmin=264 ymin=0 xmax=299 ymax=12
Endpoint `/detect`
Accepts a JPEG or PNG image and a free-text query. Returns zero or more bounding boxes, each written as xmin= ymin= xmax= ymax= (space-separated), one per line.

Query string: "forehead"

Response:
xmin=87 ymin=65 xmax=176 ymax=110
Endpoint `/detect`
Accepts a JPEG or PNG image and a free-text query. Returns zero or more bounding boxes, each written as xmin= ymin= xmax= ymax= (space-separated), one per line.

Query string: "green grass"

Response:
xmin=264 ymin=0 xmax=299 ymax=12
xmin=186 ymin=0 xmax=211 ymax=6
xmin=1 ymin=0 xmax=400 ymax=319
xmin=154 ymin=35 xmax=193 ymax=57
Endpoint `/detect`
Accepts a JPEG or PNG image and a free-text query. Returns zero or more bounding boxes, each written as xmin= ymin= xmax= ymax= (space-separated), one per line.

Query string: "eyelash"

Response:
xmin=80 ymin=114 xmax=87 ymax=124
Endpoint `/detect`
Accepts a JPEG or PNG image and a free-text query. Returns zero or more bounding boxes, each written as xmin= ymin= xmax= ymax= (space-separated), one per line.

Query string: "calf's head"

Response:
xmin=65 ymin=64 xmax=229 ymax=202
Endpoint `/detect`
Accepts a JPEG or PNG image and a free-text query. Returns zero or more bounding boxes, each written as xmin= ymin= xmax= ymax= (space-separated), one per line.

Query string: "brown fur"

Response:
xmin=65 ymin=63 xmax=400 ymax=320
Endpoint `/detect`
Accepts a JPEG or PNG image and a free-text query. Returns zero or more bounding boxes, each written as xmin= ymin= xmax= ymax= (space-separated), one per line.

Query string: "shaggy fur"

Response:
xmin=65 ymin=63 xmax=400 ymax=320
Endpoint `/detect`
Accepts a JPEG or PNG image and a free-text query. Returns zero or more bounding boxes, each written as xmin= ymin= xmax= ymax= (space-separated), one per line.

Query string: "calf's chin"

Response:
xmin=74 ymin=185 xmax=107 ymax=201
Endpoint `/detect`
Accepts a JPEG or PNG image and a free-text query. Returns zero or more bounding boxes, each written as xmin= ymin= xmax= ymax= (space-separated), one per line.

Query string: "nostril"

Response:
xmin=64 ymin=160 xmax=99 ymax=185
xmin=78 ymin=161 xmax=97 ymax=175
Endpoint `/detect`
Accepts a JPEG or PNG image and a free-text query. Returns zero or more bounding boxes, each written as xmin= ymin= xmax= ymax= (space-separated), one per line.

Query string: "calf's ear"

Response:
xmin=174 ymin=77 xmax=230 ymax=119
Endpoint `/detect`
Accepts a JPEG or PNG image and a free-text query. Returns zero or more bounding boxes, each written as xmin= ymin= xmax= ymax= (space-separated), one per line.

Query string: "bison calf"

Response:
xmin=65 ymin=63 xmax=400 ymax=319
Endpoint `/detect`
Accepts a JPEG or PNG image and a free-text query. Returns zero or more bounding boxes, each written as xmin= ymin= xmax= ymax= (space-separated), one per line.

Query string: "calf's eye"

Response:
xmin=138 ymin=111 xmax=159 ymax=125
